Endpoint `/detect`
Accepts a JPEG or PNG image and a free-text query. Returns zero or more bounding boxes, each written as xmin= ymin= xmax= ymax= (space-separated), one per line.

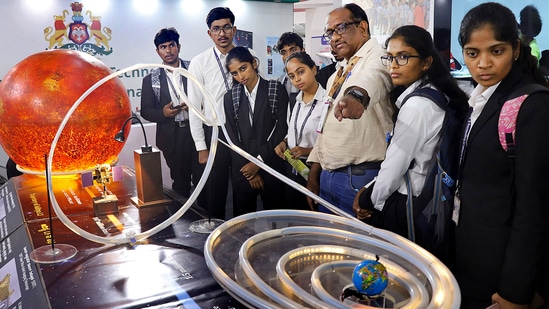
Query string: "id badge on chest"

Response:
xmin=316 ymin=98 xmax=334 ymax=133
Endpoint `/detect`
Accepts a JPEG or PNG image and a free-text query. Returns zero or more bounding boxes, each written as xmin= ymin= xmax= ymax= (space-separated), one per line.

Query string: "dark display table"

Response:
xmin=0 ymin=166 xmax=246 ymax=309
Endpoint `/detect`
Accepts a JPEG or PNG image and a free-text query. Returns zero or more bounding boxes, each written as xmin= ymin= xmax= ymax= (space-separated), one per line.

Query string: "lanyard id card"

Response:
xmin=316 ymin=57 xmax=360 ymax=134
xmin=316 ymin=97 xmax=333 ymax=133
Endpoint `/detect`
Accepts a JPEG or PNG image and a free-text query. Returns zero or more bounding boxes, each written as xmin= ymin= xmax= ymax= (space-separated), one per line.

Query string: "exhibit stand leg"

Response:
xmin=29 ymin=154 xmax=77 ymax=264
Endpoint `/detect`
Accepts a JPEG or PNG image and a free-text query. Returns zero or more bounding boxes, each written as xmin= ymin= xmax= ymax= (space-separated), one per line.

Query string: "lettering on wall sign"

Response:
xmin=43 ymin=2 xmax=113 ymax=56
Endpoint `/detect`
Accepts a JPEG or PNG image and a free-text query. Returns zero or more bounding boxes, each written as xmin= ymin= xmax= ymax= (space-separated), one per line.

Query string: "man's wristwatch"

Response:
xmin=345 ymin=89 xmax=366 ymax=106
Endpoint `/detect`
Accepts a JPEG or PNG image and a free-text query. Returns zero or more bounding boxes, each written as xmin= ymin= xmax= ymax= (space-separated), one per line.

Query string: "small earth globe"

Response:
xmin=0 ymin=49 xmax=131 ymax=173
xmin=352 ymin=259 xmax=389 ymax=296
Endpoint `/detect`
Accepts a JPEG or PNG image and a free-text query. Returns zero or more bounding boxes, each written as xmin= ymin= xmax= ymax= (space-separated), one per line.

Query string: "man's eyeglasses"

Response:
xmin=322 ymin=21 xmax=361 ymax=41
xmin=210 ymin=24 xmax=233 ymax=35
xmin=381 ymin=54 xmax=421 ymax=66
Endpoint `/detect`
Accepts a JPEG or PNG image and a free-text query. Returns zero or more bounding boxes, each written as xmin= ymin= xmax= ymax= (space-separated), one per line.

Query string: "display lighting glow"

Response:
xmin=83 ymin=0 xmax=112 ymax=14
xmin=23 ymin=0 xmax=55 ymax=14
xmin=132 ymin=0 xmax=158 ymax=15
xmin=224 ymin=0 xmax=246 ymax=15
xmin=180 ymin=0 xmax=202 ymax=12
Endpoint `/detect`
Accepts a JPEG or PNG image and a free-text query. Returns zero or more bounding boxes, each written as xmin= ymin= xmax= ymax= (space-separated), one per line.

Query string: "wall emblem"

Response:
xmin=43 ymin=2 xmax=113 ymax=56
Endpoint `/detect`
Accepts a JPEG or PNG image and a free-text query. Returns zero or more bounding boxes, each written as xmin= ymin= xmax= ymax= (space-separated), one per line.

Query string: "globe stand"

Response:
xmin=340 ymin=283 xmax=389 ymax=307
xmin=29 ymin=154 xmax=78 ymax=264
xmin=341 ymin=283 xmax=368 ymax=302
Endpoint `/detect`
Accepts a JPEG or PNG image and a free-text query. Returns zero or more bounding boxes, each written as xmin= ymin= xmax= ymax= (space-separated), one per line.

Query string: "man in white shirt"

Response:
xmin=187 ymin=7 xmax=261 ymax=220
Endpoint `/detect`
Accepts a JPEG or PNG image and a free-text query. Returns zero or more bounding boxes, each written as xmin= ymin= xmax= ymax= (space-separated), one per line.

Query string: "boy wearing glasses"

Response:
xmin=187 ymin=7 xmax=262 ymax=220
xmin=306 ymin=3 xmax=394 ymax=217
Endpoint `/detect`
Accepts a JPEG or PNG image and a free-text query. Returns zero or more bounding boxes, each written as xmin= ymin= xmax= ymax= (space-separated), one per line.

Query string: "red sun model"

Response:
xmin=0 ymin=49 xmax=131 ymax=173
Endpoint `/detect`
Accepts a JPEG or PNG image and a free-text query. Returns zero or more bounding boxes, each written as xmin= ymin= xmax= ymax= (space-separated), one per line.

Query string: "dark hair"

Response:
xmin=387 ymin=25 xmax=469 ymax=121
xmin=519 ymin=5 xmax=542 ymax=40
xmin=225 ymin=46 xmax=258 ymax=84
xmin=459 ymin=2 xmax=547 ymax=86
xmin=285 ymin=52 xmax=316 ymax=70
xmin=275 ymin=32 xmax=304 ymax=52
xmin=458 ymin=2 xmax=518 ymax=48
xmin=206 ymin=7 xmax=235 ymax=28
xmin=154 ymin=27 xmax=179 ymax=48
xmin=343 ymin=3 xmax=370 ymax=36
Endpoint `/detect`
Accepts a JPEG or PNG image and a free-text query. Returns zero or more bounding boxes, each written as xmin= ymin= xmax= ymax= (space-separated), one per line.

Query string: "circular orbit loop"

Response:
xmin=47 ymin=62 xmax=393 ymax=247
xmin=47 ymin=61 xmax=360 ymax=246
xmin=47 ymin=63 xmax=220 ymax=245
xmin=277 ymin=246 xmax=427 ymax=308
xmin=240 ymin=227 xmax=431 ymax=308
xmin=204 ymin=209 xmax=461 ymax=308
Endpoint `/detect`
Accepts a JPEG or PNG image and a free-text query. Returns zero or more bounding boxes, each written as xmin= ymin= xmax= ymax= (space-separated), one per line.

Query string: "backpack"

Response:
xmin=498 ymin=83 xmax=549 ymax=158
xmin=401 ymin=87 xmax=463 ymax=263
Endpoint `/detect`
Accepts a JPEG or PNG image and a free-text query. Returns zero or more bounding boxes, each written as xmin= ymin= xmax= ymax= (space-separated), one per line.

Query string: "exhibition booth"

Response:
xmin=0 ymin=0 xmax=547 ymax=308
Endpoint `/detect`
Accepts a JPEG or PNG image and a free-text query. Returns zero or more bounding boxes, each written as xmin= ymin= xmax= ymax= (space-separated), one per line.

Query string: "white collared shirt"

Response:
xmin=468 ymin=82 xmax=500 ymax=129
xmin=164 ymin=61 xmax=188 ymax=122
xmin=286 ymin=84 xmax=326 ymax=151
xmin=371 ymin=79 xmax=445 ymax=210
xmin=243 ymin=78 xmax=259 ymax=125
xmin=187 ymin=46 xmax=263 ymax=151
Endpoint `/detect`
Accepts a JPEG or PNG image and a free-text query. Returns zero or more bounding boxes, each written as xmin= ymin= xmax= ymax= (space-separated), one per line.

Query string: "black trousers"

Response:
xmin=162 ymin=122 xmax=198 ymax=198
xmin=282 ymin=162 xmax=310 ymax=211
xmin=198 ymin=125 xmax=231 ymax=220
xmin=232 ymin=170 xmax=285 ymax=217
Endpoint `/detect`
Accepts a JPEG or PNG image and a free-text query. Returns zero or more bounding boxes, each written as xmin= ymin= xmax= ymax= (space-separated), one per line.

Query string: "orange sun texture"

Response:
xmin=0 ymin=49 xmax=131 ymax=173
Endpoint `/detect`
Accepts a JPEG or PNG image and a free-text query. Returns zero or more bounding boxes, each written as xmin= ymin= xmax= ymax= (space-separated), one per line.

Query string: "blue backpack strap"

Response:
xmin=403 ymin=87 xmax=448 ymax=112
xmin=404 ymin=171 xmax=416 ymax=242
xmin=403 ymin=87 xmax=450 ymax=244
xmin=417 ymin=89 xmax=456 ymax=189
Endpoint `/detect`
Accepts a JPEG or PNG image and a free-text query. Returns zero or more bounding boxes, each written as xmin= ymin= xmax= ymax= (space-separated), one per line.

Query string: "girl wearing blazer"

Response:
xmin=223 ymin=46 xmax=289 ymax=217
xmin=455 ymin=3 xmax=549 ymax=308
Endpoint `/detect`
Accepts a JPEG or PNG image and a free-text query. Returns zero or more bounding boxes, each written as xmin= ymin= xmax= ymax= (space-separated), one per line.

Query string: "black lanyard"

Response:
xmin=293 ymin=99 xmax=317 ymax=146
xmin=456 ymin=108 xmax=473 ymax=194
xmin=213 ymin=47 xmax=231 ymax=92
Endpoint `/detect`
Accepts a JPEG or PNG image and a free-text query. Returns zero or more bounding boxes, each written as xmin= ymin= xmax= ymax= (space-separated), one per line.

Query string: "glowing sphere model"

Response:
xmin=352 ymin=259 xmax=388 ymax=296
xmin=0 ymin=49 xmax=131 ymax=173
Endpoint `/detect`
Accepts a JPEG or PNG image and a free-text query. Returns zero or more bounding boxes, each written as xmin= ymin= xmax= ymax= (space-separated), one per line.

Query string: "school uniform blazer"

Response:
xmin=455 ymin=66 xmax=549 ymax=306
xmin=223 ymin=78 xmax=288 ymax=191
xmin=140 ymin=65 xmax=188 ymax=158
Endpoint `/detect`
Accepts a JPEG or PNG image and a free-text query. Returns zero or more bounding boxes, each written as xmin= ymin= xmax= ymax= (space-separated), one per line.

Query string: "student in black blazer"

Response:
xmin=223 ymin=46 xmax=288 ymax=217
xmin=455 ymin=3 xmax=549 ymax=308
xmin=140 ymin=28 xmax=198 ymax=198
